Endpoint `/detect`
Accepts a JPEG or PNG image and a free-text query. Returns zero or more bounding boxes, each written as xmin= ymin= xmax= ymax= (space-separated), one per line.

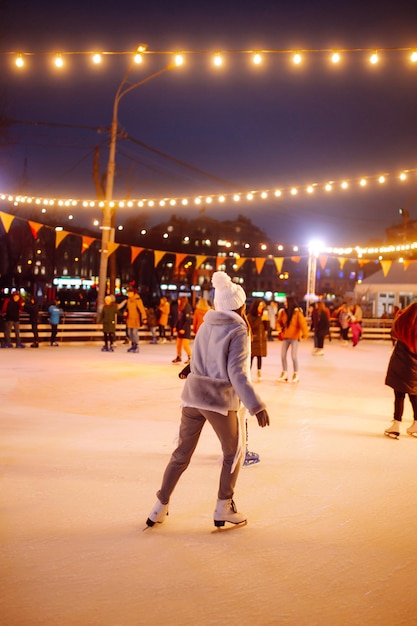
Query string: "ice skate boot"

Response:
xmin=292 ymin=372 xmax=299 ymax=383
xmin=101 ymin=346 xmax=109 ymax=352
xmin=406 ymin=421 xmax=417 ymax=438
xmin=257 ymin=369 xmax=262 ymax=381
xmin=145 ymin=498 xmax=169 ymax=527
xmin=384 ymin=420 xmax=401 ymax=439
xmin=213 ymin=499 xmax=247 ymax=527
xmin=277 ymin=371 xmax=288 ymax=383
xmin=243 ymin=449 xmax=260 ymax=466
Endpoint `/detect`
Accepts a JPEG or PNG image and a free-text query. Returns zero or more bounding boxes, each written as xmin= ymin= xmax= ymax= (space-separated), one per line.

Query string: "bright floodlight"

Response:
xmin=308 ymin=239 xmax=323 ymax=257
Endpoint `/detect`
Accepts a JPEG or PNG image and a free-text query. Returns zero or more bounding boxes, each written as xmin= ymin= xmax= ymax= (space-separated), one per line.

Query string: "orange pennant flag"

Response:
xmin=216 ymin=256 xmax=223 ymax=270
xmin=55 ymin=230 xmax=70 ymax=248
xmin=28 ymin=220 xmax=43 ymax=239
xmin=153 ymin=250 xmax=166 ymax=267
xmin=131 ymin=246 xmax=143 ymax=264
xmin=403 ymin=260 xmax=415 ymax=271
xmin=175 ymin=253 xmax=187 ymax=271
xmin=254 ymin=257 xmax=266 ymax=274
xmin=0 ymin=211 xmax=15 ymax=233
xmin=106 ymin=242 xmax=120 ymax=258
xmin=380 ymin=260 xmax=392 ymax=277
xmin=273 ymin=257 xmax=284 ymax=274
xmin=81 ymin=236 xmax=95 ymax=253
xmin=290 ymin=256 xmax=301 ymax=263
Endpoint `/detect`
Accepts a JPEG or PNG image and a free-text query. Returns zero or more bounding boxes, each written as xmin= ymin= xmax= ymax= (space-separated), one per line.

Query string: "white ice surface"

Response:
xmin=1 ymin=338 xmax=416 ymax=625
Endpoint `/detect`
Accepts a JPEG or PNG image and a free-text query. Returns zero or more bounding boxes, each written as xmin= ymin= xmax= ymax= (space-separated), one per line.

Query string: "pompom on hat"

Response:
xmin=212 ymin=271 xmax=246 ymax=311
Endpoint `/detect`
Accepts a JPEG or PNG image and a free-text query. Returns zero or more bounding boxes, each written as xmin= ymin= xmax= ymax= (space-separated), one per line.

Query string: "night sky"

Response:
xmin=2 ymin=0 xmax=417 ymax=247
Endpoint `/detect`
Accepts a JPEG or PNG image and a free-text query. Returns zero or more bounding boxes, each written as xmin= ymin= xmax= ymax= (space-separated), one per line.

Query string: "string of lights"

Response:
xmin=2 ymin=165 xmax=416 ymax=212
xmin=4 ymin=46 xmax=417 ymax=69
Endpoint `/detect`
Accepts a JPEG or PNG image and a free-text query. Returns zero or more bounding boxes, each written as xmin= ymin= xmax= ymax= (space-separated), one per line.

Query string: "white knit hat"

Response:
xmin=212 ymin=271 xmax=246 ymax=311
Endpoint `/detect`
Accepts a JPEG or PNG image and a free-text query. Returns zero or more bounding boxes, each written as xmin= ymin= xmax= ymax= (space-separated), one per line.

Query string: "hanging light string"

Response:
xmin=7 ymin=46 xmax=417 ymax=69
xmin=1 ymin=165 xmax=415 ymax=211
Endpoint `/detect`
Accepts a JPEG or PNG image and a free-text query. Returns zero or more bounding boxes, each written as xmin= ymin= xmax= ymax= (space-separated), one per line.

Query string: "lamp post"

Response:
xmin=97 ymin=52 xmax=177 ymax=312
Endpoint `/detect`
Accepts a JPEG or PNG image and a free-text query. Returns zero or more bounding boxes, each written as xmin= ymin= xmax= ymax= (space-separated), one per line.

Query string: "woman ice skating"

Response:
xmin=384 ymin=301 xmax=417 ymax=439
xmin=276 ymin=296 xmax=309 ymax=383
xmin=146 ymin=271 xmax=270 ymax=529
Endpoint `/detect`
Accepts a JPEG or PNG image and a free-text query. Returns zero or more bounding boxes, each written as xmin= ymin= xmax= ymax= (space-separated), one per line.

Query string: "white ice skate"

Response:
xmin=145 ymin=499 xmax=169 ymax=528
xmin=213 ymin=499 xmax=247 ymax=528
xmin=384 ymin=420 xmax=401 ymax=439
xmin=406 ymin=421 xmax=417 ymax=438
xmin=277 ymin=371 xmax=288 ymax=383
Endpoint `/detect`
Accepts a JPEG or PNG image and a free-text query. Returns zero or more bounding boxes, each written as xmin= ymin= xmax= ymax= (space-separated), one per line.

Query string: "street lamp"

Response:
xmin=97 ymin=48 xmax=178 ymax=312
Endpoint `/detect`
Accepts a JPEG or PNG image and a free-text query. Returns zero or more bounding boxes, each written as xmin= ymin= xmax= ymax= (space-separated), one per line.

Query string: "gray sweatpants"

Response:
xmin=157 ymin=406 xmax=242 ymax=505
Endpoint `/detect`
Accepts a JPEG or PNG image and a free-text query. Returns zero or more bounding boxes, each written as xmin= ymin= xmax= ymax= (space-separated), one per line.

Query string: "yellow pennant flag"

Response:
xmin=318 ymin=255 xmax=328 ymax=270
xmin=106 ymin=242 xmax=120 ymax=258
xmin=55 ymin=230 xmax=70 ymax=248
xmin=273 ymin=257 xmax=284 ymax=274
xmin=234 ymin=257 xmax=247 ymax=271
xmin=0 ymin=211 xmax=15 ymax=233
xmin=195 ymin=255 xmax=207 ymax=269
xmin=338 ymin=257 xmax=347 ymax=269
xmin=153 ymin=250 xmax=166 ymax=267
xmin=380 ymin=260 xmax=392 ymax=277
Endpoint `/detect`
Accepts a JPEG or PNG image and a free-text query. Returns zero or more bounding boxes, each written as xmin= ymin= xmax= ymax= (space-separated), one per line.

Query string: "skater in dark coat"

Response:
xmin=99 ymin=295 xmax=119 ymax=351
xmin=24 ymin=296 xmax=40 ymax=347
xmin=384 ymin=301 xmax=417 ymax=439
xmin=247 ymin=299 xmax=269 ymax=381
xmin=146 ymin=271 xmax=270 ymax=529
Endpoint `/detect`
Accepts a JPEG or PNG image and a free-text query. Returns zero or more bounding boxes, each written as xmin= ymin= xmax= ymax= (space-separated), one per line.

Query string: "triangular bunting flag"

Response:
xmin=0 ymin=211 xmax=15 ymax=233
xmin=175 ymin=253 xmax=187 ymax=271
xmin=28 ymin=220 xmax=43 ymax=239
xmin=337 ymin=257 xmax=347 ymax=269
xmin=318 ymin=255 xmax=328 ymax=270
xmin=235 ymin=257 xmax=247 ymax=271
xmin=290 ymin=256 xmax=301 ymax=263
xmin=403 ymin=260 xmax=415 ymax=270
xmin=255 ymin=257 xmax=266 ymax=274
xmin=216 ymin=256 xmax=223 ymax=270
xmin=131 ymin=246 xmax=143 ymax=264
xmin=153 ymin=250 xmax=166 ymax=267
xmin=55 ymin=230 xmax=70 ymax=248
xmin=106 ymin=242 xmax=120 ymax=258
xmin=380 ymin=260 xmax=392 ymax=277
xmin=195 ymin=255 xmax=207 ymax=269
xmin=81 ymin=236 xmax=95 ymax=253
xmin=273 ymin=257 xmax=284 ymax=274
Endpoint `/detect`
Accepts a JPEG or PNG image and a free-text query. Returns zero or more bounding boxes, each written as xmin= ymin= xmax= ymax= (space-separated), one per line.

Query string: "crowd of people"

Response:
xmin=2 ymin=277 xmax=416 ymax=528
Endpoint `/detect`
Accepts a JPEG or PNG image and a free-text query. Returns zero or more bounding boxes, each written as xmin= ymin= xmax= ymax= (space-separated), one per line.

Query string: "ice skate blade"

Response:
xmin=212 ymin=520 xmax=247 ymax=532
xmin=384 ymin=431 xmax=399 ymax=440
xmin=243 ymin=457 xmax=261 ymax=466
xmin=407 ymin=431 xmax=417 ymax=438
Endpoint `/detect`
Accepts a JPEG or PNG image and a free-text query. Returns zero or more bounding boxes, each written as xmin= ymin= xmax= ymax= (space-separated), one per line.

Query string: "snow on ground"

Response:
xmin=1 ymin=337 xmax=416 ymax=625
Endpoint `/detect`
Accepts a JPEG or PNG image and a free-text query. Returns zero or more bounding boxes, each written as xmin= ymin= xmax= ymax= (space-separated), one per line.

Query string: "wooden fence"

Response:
xmin=4 ymin=313 xmax=394 ymax=344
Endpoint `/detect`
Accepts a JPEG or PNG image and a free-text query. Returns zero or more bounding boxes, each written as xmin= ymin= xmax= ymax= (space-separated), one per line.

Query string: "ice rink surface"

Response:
xmin=1 ymin=337 xmax=416 ymax=625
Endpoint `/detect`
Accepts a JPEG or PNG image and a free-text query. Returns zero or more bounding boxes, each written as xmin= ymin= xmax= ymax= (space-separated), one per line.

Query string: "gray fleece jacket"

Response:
xmin=181 ymin=309 xmax=266 ymax=416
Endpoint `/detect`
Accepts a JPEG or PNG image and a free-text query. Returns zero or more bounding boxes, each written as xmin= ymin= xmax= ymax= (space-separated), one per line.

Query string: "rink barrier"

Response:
xmin=8 ymin=313 xmax=393 ymax=344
